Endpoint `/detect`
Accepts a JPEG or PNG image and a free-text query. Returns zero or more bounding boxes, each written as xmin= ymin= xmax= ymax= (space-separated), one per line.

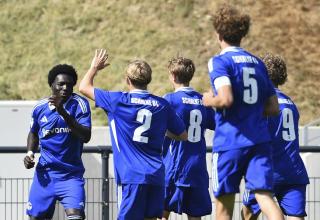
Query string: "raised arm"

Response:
xmin=79 ymin=49 xmax=109 ymax=101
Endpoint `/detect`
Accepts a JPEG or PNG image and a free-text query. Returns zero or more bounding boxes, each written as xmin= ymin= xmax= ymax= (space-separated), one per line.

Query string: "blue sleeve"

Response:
xmin=75 ymin=97 xmax=92 ymax=127
xmin=95 ymin=88 xmax=123 ymax=112
xmin=205 ymin=107 xmax=215 ymax=130
xmin=208 ymin=56 xmax=231 ymax=89
xmin=30 ymin=107 xmax=40 ymax=134
xmin=166 ymin=105 xmax=186 ymax=135
xmin=163 ymin=93 xmax=172 ymax=104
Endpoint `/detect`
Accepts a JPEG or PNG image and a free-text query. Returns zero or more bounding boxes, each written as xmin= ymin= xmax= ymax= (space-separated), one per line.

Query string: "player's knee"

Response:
xmin=66 ymin=214 xmax=84 ymax=220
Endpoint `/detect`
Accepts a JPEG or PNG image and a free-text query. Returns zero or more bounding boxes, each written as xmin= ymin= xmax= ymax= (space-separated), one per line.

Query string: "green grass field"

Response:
xmin=0 ymin=0 xmax=319 ymax=125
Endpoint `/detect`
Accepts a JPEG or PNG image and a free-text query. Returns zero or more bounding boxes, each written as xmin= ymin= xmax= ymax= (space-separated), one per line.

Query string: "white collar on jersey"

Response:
xmin=129 ymin=89 xmax=149 ymax=94
xmin=47 ymin=95 xmax=73 ymax=111
xmin=220 ymin=46 xmax=243 ymax=55
xmin=174 ymin=87 xmax=194 ymax=92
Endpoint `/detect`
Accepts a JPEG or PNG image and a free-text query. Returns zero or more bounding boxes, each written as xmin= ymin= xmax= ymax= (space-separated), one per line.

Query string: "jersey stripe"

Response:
xmin=212 ymin=152 xmax=219 ymax=192
xmin=110 ymin=120 xmax=121 ymax=152
xmin=74 ymin=95 xmax=87 ymax=113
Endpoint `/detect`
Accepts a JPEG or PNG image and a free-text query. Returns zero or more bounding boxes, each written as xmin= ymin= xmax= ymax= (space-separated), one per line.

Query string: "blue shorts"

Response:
xmin=26 ymin=170 xmax=85 ymax=219
xmin=243 ymin=184 xmax=307 ymax=217
xmin=164 ymin=184 xmax=212 ymax=217
xmin=117 ymin=184 xmax=164 ymax=220
xmin=212 ymin=143 xmax=273 ymax=197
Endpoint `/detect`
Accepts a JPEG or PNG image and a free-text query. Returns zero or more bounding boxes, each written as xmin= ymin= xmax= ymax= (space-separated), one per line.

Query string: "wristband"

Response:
xmin=27 ymin=151 xmax=34 ymax=158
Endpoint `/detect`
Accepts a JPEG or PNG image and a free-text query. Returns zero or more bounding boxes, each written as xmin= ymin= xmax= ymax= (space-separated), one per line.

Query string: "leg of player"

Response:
xmin=215 ymin=194 xmax=235 ymax=220
xmin=287 ymin=217 xmax=305 ymax=220
xmin=187 ymin=215 xmax=201 ymax=220
xmin=241 ymin=205 xmax=259 ymax=220
xmin=65 ymin=208 xmax=84 ymax=220
xmin=254 ymin=191 xmax=284 ymax=220
xmin=161 ymin=210 xmax=170 ymax=220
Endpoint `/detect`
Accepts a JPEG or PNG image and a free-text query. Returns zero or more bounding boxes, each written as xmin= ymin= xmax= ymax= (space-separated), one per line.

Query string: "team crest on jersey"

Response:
xmin=27 ymin=202 xmax=32 ymax=210
xmin=40 ymin=116 xmax=48 ymax=123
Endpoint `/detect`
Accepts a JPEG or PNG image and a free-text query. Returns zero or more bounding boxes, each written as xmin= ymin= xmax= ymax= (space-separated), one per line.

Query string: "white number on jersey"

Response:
xmin=243 ymin=67 xmax=258 ymax=104
xmin=188 ymin=109 xmax=202 ymax=143
xmin=133 ymin=109 xmax=152 ymax=143
xmin=282 ymin=108 xmax=296 ymax=141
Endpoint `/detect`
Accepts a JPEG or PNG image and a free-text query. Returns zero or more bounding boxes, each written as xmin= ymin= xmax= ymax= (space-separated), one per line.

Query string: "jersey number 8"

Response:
xmin=188 ymin=109 xmax=202 ymax=143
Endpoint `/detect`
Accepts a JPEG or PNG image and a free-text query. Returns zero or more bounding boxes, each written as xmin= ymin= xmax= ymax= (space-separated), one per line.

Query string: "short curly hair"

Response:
xmin=126 ymin=60 xmax=152 ymax=87
xmin=262 ymin=53 xmax=287 ymax=86
xmin=168 ymin=57 xmax=195 ymax=84
xmin=213 ymin=4 xmax=250 ymax=45
xmin=48 ymin=64 xmax=78 ymax=87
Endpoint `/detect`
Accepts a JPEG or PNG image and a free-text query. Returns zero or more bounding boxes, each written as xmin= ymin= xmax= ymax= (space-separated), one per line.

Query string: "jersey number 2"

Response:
xmin=133 ymin=109 xmax=152 ymax=143
xmin=243 ymin=67 xmax=258 ymax=104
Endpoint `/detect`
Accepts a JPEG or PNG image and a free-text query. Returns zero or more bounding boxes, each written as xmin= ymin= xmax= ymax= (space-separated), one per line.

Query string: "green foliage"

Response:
xmin=0 ymin=0 xmax=319 ymax=124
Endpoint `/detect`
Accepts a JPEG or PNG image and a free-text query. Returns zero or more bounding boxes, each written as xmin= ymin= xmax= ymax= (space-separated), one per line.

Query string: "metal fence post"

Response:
xmin=101 ymin=149 xmax=109 ymax=220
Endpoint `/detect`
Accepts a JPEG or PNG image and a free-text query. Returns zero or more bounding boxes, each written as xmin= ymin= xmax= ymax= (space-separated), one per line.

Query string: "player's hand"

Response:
xmin=202 ymin=90 xmax=215 ymax=107
xmin=48 ymin=95 xmax=64 ymax=114
xmin=90 ymin=49 xmax=109 ymax=72
xmin=23 ymin=154 xmax=35 ymax=169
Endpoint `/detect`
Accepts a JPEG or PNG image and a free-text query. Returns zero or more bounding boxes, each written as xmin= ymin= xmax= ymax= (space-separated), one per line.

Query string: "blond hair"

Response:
xmin=168 ymin=57 xmax=195 ymax=84
xmin=126 ymin=60 xmax=152 ymax=87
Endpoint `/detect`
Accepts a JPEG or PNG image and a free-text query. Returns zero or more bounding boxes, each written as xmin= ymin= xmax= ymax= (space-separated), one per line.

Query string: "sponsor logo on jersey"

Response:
xmin=42 ymin=127 xmax=71 ymax=137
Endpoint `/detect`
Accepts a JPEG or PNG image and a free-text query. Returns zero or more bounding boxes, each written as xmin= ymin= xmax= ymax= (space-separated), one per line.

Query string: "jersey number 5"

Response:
xmin=133 ymin=109 xmax=152 ymax=143
xmin=243 ymin=67 xmax=258 ymax=104
xmin=282 ymin=108 xmax=296 ymax=141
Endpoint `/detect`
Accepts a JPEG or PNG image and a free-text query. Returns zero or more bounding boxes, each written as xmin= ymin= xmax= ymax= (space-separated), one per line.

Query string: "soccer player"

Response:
xmin=241 ymin=53 xmax=309 ymax=220
xmin=202 ymin=5 xmax=284 ymax=220
xmin=79 ymin=49 xmax=188 ymax=220
xmin=23 ymin=64 xmax=92 ymax=220
xmin=161 ymin=57 xmax=215 ymax=220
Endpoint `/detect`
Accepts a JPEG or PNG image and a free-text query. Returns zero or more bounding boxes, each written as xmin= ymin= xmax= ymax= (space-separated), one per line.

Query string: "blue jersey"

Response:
xmin=208 ymin=47 xmax=275 ymax=151
xmin=269 ymin=89 xmax=309 ymax=185
xmin=30 ymin=93 xmax=91 ymax=178
xmin=163 ymin=87 xmax=215 ymax=187
xmin=94 ymin=89 xmax=186 ymax=186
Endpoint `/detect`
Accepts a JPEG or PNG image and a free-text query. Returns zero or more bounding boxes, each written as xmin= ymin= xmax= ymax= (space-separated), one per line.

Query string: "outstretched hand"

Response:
xmin=90 ymin=49 xmax=109 ymax=71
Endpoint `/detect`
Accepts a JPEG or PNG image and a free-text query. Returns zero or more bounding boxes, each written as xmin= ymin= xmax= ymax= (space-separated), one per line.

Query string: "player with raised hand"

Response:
xmin=161 ymin=57 xmax=215 ymax=220
xmin=241 ymin=53 xmax=309 ymax=220
xmin=24 ymin=64 xmax=92 ymax=220
xmin=79 ymin=49 xmax=187 ymax=220
xmin=202 ymin=4 xmax=284 ymax=220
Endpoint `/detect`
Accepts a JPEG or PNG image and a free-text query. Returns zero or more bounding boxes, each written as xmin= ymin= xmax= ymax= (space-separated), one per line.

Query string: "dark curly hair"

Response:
xmin=168 ymin=57 xmax=195 ymax=84
xmin=213 ymin=4 xmax=250 ymax=45
xmin=48 ymin=64 xmax=78 ymax=87
xmin=262 ymin=53 xmax=287 ymax=87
